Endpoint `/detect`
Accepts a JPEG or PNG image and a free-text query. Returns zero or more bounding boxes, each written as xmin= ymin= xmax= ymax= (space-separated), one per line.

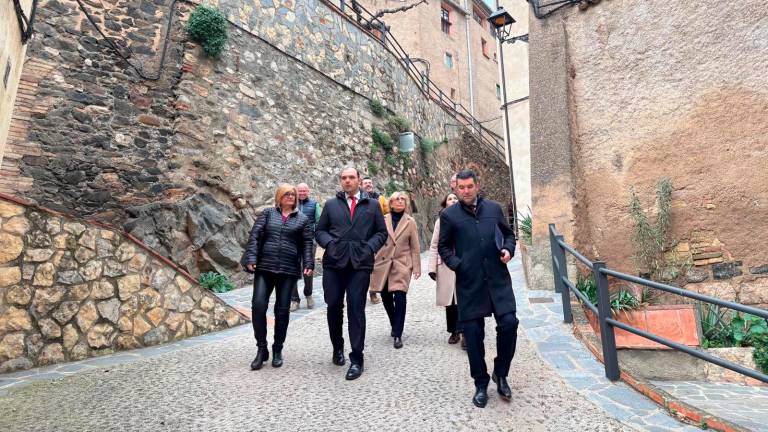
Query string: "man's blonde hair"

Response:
xmin=274 ymin=183 xmax=298 ymax=209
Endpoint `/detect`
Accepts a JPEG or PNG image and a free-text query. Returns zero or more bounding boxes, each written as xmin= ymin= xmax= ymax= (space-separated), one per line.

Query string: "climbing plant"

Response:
xmin=628 ymin=177 xmax=678 ymax=280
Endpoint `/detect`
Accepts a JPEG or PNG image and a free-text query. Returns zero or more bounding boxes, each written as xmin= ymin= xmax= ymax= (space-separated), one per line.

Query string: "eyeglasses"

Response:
xmin=393 ymin=197 xmax=407 ymax=201
xmin=283 ymin=192 xmax=296 ymax=197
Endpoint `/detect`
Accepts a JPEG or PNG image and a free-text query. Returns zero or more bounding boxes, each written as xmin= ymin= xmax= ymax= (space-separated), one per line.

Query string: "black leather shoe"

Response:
xmin=345 ymin=363 xmax=364 ymax=380
xmin=271 ymin=349 xmax=283 ymax=368
xmin=250 ymin=347 xmax=269 ymax=371
xmin=332 ymin=349 xmax=345 ymax=366
xmin=472 ymin=386 xmax=488 ymax=408
xmin=492 ymin=373 xmax=512 ymax=401
xmin=393 ymin=337 xmax=403 ymax=349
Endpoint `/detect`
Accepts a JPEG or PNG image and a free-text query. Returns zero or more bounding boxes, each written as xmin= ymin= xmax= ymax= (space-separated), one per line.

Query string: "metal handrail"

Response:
xmin=548 ymin=223 xmax=768 ymax=384
xmin=323 ymin=0 xmax=505 ymax=158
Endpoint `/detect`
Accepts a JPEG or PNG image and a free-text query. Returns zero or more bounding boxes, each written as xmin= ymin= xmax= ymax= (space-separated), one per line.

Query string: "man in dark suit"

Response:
xmin=315 ymin=167 xmax=388 ymax=380
xmin=438 ymin=169 xmax=518 ymax=408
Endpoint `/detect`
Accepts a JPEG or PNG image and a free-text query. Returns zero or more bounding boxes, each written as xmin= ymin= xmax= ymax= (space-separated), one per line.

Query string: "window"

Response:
xmin=472 ymin=9 xmax=482 ymax=25
xmin=441 ymin=7 xmax=451 ymax=34
xmin=450 ymin=88 xmax=456 ymax=99
xmin=444 ymin=52 xmax=453 ymax=69
xmin=481 ymin=38 xmax=489 ymax=58
xmin=496 ymin=84 xmax=502 ymax=100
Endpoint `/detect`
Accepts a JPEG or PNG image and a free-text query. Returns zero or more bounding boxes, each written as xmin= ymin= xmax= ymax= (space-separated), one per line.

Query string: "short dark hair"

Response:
xmin=362 ymin=176 xmax=372 ymax=181
xmin=456 ymin=169 xmax=477 ymax=183
xmin=340 ymin=166 xmax=360 ymax=178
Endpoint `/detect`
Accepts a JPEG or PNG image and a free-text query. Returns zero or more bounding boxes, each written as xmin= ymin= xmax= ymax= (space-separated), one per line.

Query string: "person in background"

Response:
xmin=315 ymin=167 xmax=388 ymax=380
xmin=241 ymin=184 xmax=314 ymax=371
xmin=368 ymin=192 xmax=421 ymax=349
xmin=291 ymin=182 xmax=321 ymax=311
xmin=428 ymin=192 xmax=464 ymax=348
xmin=438 ymin=170 xmax=518 ymax=409
xmin=450 ymin=174 xmax=457 ymax=193
xmin=361 ymin=176 xmax=388 ymax=305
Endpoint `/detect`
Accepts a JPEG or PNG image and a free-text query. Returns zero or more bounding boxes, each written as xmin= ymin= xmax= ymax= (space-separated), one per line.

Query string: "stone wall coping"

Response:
xmin=0 ymin=191 xmax=197 ymax=285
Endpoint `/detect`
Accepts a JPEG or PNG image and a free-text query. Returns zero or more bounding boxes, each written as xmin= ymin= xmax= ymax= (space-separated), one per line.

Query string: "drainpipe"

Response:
xmin=464 ymin=0 xmax=476 ymax=128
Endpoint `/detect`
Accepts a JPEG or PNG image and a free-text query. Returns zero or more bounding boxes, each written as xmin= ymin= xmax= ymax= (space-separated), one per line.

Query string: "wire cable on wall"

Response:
xmin=73 ymin=0 xmax=177 ymax=80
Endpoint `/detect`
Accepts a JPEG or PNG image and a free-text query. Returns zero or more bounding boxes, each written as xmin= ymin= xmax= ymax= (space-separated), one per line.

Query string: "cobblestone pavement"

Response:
xmin=651 ymin=381 xmax=768 ymax=431
xmin=0 ymin=255 xmax=691 ymax=431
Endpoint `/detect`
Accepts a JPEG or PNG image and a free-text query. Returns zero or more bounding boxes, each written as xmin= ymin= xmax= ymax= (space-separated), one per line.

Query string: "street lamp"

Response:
xmin=488 ymin=7 xmax=520 ymax=238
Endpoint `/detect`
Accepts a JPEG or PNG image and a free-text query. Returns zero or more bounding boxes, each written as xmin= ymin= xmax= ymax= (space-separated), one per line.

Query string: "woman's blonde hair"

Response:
xmin=388 ymin=191 xmax=412 ymax=214
xmin=274 ymin=183 xmax=298 ymax=209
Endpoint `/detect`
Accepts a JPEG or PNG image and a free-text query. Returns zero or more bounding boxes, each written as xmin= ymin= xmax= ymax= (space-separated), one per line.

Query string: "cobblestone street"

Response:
xmin=0 ymin=257 xmax=689 ymax=431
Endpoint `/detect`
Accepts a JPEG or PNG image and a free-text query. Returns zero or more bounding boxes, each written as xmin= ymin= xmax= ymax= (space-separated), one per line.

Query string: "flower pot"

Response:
xmin=399 ymin=132 xmax=415 ymax=153
xmin=583 ymin=304 xmax=700 ymax=349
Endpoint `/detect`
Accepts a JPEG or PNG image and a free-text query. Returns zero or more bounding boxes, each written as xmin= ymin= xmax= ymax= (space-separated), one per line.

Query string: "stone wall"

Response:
xmin=0 ymin=196 xmax=245 ymax=373
xmin=528 ymin=0 xmax=768 ymax=303
xmin=1 ymin=0 xmax=511 ymax=278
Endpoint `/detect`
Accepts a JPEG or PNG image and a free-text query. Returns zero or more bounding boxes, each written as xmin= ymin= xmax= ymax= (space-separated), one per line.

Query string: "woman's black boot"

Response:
xmin=250 ymin=347 xmax=269 ymax=370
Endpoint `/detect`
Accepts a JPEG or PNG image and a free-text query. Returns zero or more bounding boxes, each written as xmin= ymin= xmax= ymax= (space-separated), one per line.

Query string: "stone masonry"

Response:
xmin=0 ymin=196 xmax=246 ymax=373
xmin=1 ymin=0 xmax=511 ymax=279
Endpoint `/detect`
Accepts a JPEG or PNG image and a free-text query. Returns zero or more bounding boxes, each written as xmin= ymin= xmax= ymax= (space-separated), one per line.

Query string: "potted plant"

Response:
xmin=576 ymin=275 xmax=701 ymax=349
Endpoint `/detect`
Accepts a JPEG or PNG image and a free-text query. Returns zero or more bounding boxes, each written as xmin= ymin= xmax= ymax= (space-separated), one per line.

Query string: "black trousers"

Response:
xmin=291 ymin=273 xmax=314 ymax=302
xmin=323 ymin=264 xmax=370 ymax=366
xmin=380 ymin=282 xmax=407 ymax=338
xmin=461 ymin=311 xmax=519 ymax=388
xmin=251 ymin=271 xmax=295 ymax=351
xmin=446 ymin=303 xmax=459 ymax=334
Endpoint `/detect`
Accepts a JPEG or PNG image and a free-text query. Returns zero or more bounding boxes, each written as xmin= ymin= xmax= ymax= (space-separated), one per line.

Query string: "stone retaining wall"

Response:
xmin=1 ymin=0 xmax=511 ymax=278
xmin=0 ymin=195 xmax=246 ymax=373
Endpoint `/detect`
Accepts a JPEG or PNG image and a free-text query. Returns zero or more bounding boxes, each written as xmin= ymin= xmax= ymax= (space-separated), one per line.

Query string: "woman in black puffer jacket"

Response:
xmin=241 ymin=183 xmax=314 ymax=370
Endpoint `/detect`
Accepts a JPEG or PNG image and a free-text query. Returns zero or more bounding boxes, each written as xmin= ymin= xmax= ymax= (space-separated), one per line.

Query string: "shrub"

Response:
xmin=372 ymin=127 xmax=393 ymax=152
xmin=186 ymin=6 xmax=228 ymax=57
xmin=518 ymin=210 xmax=532 ymax=246
xmin=576 ymin=275 xmax=598 ymax=306
xmin=754 ymin=337 xmax=768 ymax=373
xmin=367 ymin=160 xmax=379 ymax=176
xmin=388 ymin=114 xmax=411 ymax=133
xmin=369 ymin=98 xmax=385 ymax=117
xmin=420 ymin=138 xmax=442 ymax=154
xmin=199 ymin=271 xmax=235 ymax=293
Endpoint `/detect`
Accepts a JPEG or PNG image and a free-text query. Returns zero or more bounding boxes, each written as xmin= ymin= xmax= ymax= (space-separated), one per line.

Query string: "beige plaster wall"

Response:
xmin=529 ymin=0 xmax=768 ymax=298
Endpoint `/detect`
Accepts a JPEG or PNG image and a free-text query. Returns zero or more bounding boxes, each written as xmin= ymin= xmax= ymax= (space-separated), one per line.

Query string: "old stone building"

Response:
xmin=0 ymin=0 xmax=511 ymax=280
xmin=528 ymin=0 xmax=768 ymax=306
xmin=356 ymin=0 xmax=504 ymax=139
xmin=0 ymin=0 xmax=34 ymax=168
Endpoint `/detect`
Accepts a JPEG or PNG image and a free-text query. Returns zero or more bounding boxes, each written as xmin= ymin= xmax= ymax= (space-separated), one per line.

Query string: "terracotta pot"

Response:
xmin=584 ymin=304 xmax=700 ymax=349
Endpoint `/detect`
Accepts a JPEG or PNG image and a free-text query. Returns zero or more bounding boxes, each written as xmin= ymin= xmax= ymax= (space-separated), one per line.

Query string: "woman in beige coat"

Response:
xmin=369 ymin=191 xmax=421 ymax=349
xmin=428 ymin=192 xmax=464 ymax=346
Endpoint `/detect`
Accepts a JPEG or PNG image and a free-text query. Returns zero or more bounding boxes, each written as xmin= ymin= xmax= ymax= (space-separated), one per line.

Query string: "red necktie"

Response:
xmin=349 ymin=196 xmax=357 ymax=219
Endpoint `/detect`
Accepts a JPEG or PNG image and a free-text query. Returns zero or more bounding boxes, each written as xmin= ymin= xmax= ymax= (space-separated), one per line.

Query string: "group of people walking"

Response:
xmin=240 ymin=167 xmax=518 ymax=408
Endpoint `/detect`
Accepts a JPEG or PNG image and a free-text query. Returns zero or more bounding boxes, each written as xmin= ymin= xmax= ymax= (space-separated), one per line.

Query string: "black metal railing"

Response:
xmin=549 ymin=223 xmax=768 ymax=383
xmin=323 ymin=0 xmax=506 ymax=159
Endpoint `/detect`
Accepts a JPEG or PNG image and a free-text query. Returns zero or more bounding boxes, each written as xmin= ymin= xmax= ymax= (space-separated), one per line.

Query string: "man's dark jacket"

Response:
xmin=438 ymin=197 xmax=517 ymax=321
xmin=240 ymin=207 xmax=314 ymax=277
xmin=315 ymin=191 xmax=388 ymax=272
